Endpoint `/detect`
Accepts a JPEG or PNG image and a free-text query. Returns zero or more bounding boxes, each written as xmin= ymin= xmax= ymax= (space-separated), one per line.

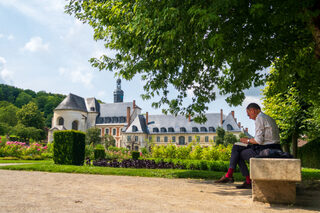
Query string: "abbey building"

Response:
xmin=48 ymin=79 xmax=248 ymax=150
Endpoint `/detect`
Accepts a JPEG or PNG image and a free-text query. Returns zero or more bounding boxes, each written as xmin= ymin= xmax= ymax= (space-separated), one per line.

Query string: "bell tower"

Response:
xmin=113 ymin=78 xmax=124 ymax=103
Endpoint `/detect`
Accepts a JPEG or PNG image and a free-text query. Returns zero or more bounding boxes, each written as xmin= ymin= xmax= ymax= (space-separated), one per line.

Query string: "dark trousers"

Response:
xmin=229 ymin=144 xmax=282 ymax=177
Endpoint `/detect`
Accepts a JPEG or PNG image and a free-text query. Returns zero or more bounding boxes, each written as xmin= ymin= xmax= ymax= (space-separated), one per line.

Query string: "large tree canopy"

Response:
xmin=66 ymin=0 xmax=320 ymax=121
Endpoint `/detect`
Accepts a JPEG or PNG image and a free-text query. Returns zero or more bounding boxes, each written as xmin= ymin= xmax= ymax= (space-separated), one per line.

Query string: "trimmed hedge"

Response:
xmin=53 ymin=130 xmax=85 ymax=165
xmin=298 ymin=139 xmax=320 ymax=169
xmin=132 ymin=151 xmax=140 ymax=160
xmin=94 ymin=146 xmax=106 ymax=160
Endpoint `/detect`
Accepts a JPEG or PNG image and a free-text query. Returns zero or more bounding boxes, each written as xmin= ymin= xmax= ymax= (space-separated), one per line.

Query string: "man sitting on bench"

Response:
xmin=215 ymin=103 xmax=282 ymax=189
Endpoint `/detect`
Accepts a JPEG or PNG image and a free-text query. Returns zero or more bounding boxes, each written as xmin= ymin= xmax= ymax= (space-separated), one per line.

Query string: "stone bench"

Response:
xmin=250 ymin=158 xmax=301 ymax=204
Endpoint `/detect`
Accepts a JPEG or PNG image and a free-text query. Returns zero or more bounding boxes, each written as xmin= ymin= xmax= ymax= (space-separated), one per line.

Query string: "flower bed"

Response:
xmin=89 ymin=158 xmax=234 ymax=172
xmin=0 ymin=137 xmax=51 ymax=160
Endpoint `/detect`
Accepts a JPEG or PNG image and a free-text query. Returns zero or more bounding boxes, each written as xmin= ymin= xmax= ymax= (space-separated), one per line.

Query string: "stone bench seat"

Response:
xmin=250 ymin=158 xmax=301 ymax=204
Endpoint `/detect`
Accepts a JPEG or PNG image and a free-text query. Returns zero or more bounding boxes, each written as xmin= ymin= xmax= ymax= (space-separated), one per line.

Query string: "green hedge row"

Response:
xmin=53 ymin=130 xmax=85 ymax=165
xmin=148 ymin=158 xmax=239 ymax=172
xmin=298 ymin=138 xmax=320 ymax=169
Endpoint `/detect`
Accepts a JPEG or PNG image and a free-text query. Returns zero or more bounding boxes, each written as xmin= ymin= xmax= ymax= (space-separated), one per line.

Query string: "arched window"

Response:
xmin=180 ymin=127 xmax=186 ymax=132
xmin=160 ymin=127 xmax=167 ymax=133
xmin=209 ymin=127 xmax=215 ymax=132
xmin=132 ymin=125 xmax=138 ymax=132
xmin=164 ymin=136 xmax=168 ymax=142
xmin=105 ymin=128 xmax=109 ymax=135
xmin=178 ymin=136 xmax=185 ymax=145
xmin=153 ymin=127 xmax=159 ymax=133
xmin=192 ymin=127 xmax=199 ymax=132
xmin=227 ymin=124 xmax=234 ymax=130
xmin=112 ymin=128 xmax=117 ymax=136
xmin=200 ymin=127 xmax=207 ymax=132
xmin=72 ymin=120 xmax=78 ymax=130
xmin=168 ymin=127 xmax=174 ymax=132
xmin=58 ymin=117 xmax=64 ymax=125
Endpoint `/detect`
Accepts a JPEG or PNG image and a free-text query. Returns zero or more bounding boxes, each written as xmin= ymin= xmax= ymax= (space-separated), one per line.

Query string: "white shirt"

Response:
xmin=254 ymin=112 xmax=280 ymax=145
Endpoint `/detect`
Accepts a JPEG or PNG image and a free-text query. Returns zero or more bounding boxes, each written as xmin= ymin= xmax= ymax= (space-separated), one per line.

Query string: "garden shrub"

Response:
xmin=53 ymin=130 xmax=85 ymax=165
xmin=94 ymin=144 xmax=106 ymax=160
xmin=132 ymin=151 xmax=140 ymax=160
xmin=85 ymin=144 xmax=94 ymax=160
xmin=298 ymin=138 xmax=320 ymax=169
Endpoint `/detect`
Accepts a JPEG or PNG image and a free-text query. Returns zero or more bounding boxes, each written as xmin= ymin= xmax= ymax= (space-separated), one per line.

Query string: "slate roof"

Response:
xmin=99 ymin=102 xmax=134 ymax=117
xmin=125 ymin=113 xmax=241 ymax=134
xmin=55 ymin=93 xmax=87 ymax=112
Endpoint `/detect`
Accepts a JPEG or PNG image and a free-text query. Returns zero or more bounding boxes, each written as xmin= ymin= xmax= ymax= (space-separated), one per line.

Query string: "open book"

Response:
xmin=234 ymin=142 xmax=248 ymax=147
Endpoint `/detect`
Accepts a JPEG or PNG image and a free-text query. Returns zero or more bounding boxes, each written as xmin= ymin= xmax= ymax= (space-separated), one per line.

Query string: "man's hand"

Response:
xmin=240 ymin=137 xmax=249 ymax=144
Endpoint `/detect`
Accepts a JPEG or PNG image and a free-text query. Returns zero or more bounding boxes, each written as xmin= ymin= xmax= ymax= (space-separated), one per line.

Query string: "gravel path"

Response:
xmin=0 ymin=169 xmax=319 ymax=213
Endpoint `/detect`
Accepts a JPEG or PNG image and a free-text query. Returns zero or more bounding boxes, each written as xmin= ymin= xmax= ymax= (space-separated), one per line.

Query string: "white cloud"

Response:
xmin=243 ymin=96 xmax=263 ymax=107
xmin=22 ymin=36 xmax=49 ymax=52
xmin=59 ymin=66 xmax=94 ymax=88
xmin=8 ymin=34 xmax=14 ymax=40
xmin=0 ymin=56 xmax=14 ymax=84
xmin=0 ymin=34 xmax=3 ymax=39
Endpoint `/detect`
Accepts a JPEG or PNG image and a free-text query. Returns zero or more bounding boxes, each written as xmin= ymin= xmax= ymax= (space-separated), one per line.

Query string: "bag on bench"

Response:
xmin=255 ymin=148 xmax=293 ymax=158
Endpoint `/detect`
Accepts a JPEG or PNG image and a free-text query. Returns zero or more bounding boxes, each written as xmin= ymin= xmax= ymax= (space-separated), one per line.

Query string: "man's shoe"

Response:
xmin=236 ymin=181 xmax=252 ymax=189
xmin=214 ymin=176 xmax=234 ymax=183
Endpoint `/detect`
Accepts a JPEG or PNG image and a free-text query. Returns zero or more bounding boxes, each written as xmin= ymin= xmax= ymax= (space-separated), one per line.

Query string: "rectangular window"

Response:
xmin=164 ymin=136 xmax=168 ymax=142
xmin=188 ymin=136 xmax=192 ymax=142
xmin=205 ymin=136 xmax=209 ymax=142
xmin=196 ymin=136 xmax=200 ymax=142
xmin=157 ymin=136 xmax=160 ymax=142
xmin=172 ymin=136 xmax=176 ymax=142
xmin=113 ymin=128 xmax=117 ymax=136
xmin=135 ymin=136 xmax=139 ymax=141
xmin=105 ymin=128 xmax=109 ymax=135
xmin=127 ymin=136 xmax=131 ymax=141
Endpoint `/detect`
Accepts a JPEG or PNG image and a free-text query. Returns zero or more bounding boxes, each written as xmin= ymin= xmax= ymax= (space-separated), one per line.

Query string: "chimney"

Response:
xmin=231 ymin=110 xmax=235 ymax=118
xmin=220 ymin=109 xmax=223 ymax=125
xmin=238 ymin=122 xmax=241 ymax=128
xmin=146 ymin=112 xmax=149 ymax=125
xmin=245 ymin=128 xmax=248 ymax=132
xmin=188 ymin=114 xmax=191 ymax=122
xmin=133 ymin=100 xmax=136 ymax=110
xmin=127 ymin=107 xmax=131 ymax=125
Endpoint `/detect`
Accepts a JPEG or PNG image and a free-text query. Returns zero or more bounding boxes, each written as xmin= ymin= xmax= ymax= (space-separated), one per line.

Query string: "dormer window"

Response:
xmin=168 ymin=127 xmax=174 ymax=132
xmin=209 ymin=127 xmax=216 ymax=132
xmin=153 ymin=127 xmax=159 ymax=133
xmin=132 ymin=125 xmax=138 ymax=132
xmin=160 ymin=127 xmax=167 ymax=133
xmin=192 ymin=127 xmax=199 ymax=132
xmin=227 ymin=124 xmax=234 ymax=130
xmin=180 ymin=127 xmax=186 ymax=132
xmin=90 ymin=107 xmax=95 ymax=111
xmin=200 ymin=127 xmax=207 ymax=132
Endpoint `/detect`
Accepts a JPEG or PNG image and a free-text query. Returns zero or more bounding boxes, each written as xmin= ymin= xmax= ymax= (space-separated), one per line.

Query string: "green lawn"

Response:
xmin=0 ymin=160 xmax=319 ymax=181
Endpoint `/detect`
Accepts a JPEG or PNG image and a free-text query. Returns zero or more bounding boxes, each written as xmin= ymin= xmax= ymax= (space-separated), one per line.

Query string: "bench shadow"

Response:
xmin=186 ymin=179 xmax=320 ymax=211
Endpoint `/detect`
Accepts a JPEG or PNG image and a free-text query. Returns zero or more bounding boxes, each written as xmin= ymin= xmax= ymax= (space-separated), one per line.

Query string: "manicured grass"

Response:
xmin=0 ymin=160 xmax=320 ymax=181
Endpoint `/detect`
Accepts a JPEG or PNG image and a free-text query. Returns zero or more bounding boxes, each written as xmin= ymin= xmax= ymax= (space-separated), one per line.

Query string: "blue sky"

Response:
xmin=0 ymin=0 xmax=265 ymax=135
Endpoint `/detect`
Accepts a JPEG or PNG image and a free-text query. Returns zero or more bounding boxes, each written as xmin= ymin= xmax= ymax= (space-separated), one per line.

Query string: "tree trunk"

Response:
xmin=291 ymin=130 xmax=298 ymax=158
xmin=282 ymin=143 xmax=290 ymax=153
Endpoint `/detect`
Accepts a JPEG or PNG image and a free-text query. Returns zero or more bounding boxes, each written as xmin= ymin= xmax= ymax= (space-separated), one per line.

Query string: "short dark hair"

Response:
xmin=246 ymin=103 xmax=261 ymax=110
